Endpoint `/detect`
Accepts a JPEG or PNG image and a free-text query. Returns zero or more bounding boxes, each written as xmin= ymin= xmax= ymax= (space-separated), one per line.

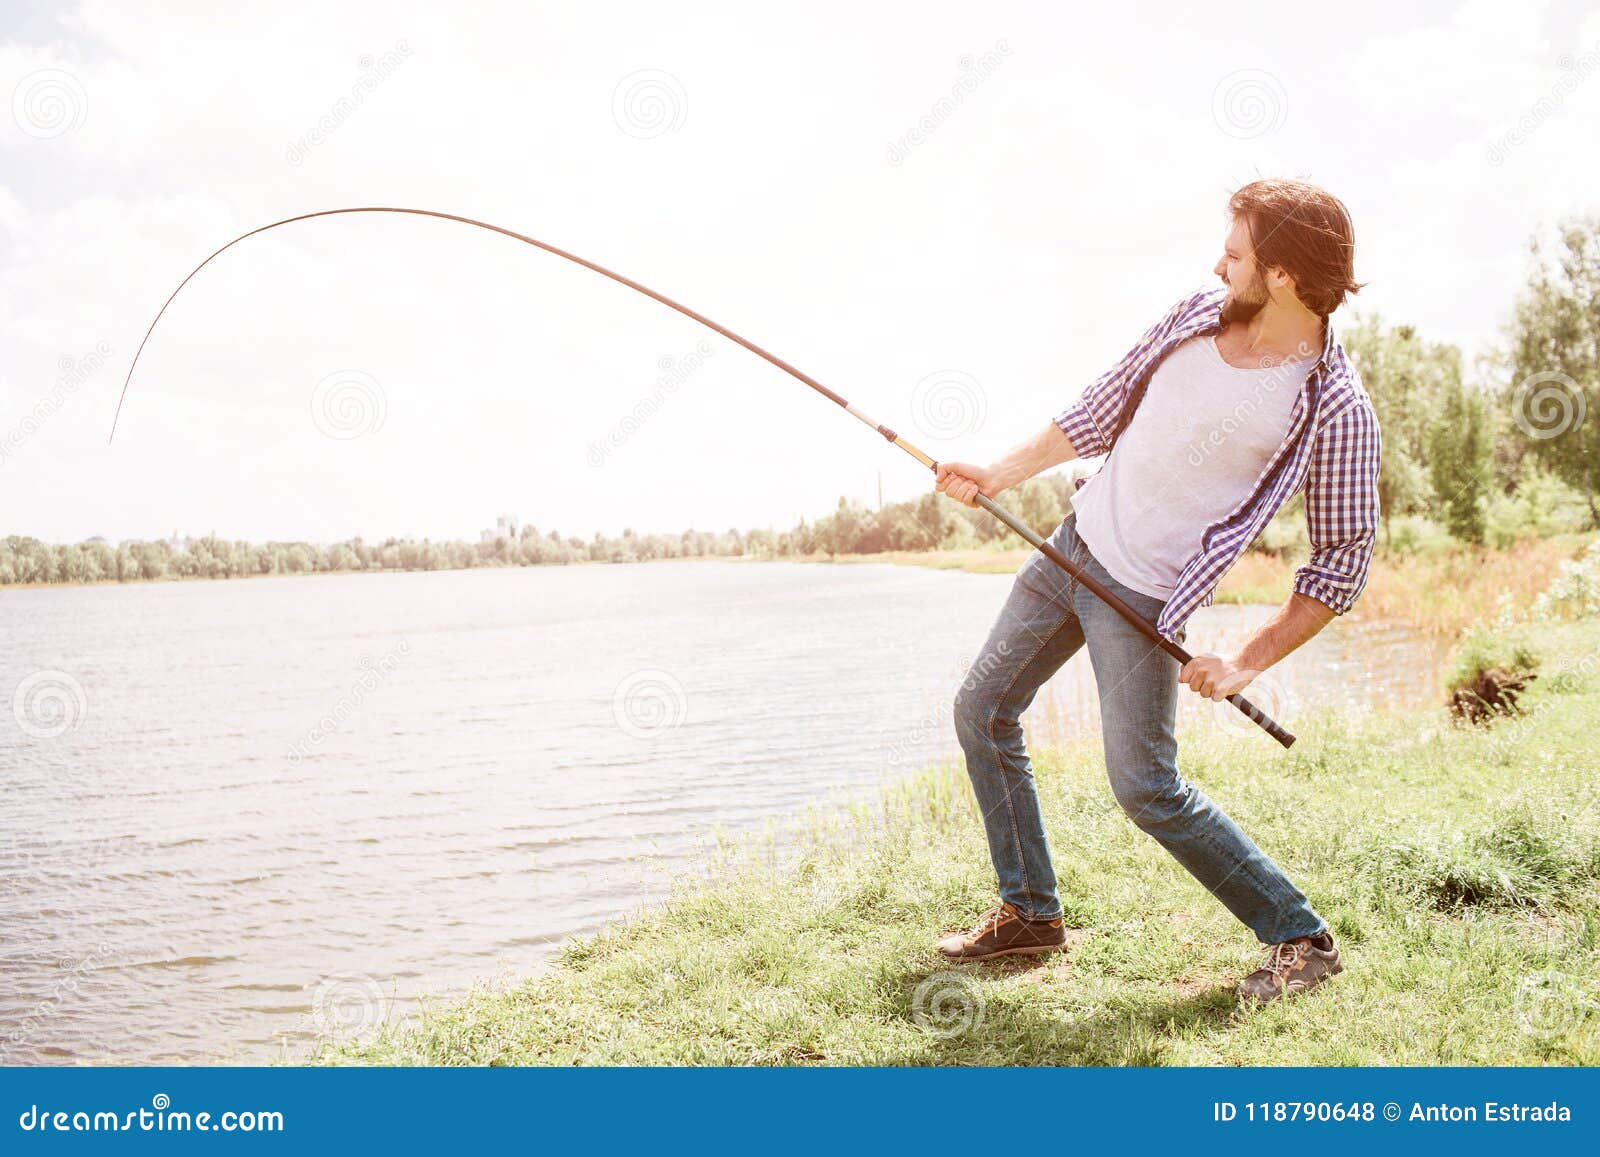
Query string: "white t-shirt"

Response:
xmin=1069 ymin=334 xmax=1316 ymax=601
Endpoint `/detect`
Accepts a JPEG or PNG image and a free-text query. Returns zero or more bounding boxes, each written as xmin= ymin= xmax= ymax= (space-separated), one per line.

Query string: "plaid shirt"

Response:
xmin=1054 ymin=286 xmax=1382 ymax=644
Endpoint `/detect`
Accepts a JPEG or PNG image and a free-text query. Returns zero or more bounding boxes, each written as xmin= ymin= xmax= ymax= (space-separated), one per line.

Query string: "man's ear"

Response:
xmin=1264 ymin=265 xmax=1297 ymax=301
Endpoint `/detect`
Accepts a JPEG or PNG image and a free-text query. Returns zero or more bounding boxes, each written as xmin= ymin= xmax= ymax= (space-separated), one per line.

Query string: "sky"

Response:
xmin=2 ymin=0 xmax=1598 ymax=545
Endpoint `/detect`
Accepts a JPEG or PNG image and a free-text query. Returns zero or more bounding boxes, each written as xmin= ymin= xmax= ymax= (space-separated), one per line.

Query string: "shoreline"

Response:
xmin=7 ymin=532 xmax=1593 ymax=624
xmin=310 ymin=611 xmax=1600 ymax=1066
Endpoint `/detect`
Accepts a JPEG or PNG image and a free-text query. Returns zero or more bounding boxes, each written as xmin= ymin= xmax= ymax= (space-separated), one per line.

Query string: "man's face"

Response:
xmin=1214 ymin=215 xmax=1270 ymax=325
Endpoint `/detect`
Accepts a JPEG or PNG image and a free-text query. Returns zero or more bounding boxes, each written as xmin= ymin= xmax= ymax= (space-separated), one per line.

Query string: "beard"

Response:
xmin=1219 ymin=271 xmax=1269 ymax=325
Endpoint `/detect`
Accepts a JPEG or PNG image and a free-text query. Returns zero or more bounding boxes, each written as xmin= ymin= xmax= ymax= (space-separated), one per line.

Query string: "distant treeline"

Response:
xmin=6 ymin=216 xmax=1597 ymax=588
xmin=0 ymin=474 xmax=1079 ymax=586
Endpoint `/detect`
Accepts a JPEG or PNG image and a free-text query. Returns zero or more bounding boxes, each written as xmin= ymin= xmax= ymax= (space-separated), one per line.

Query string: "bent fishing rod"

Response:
xmin=110 ymin=206 xmax=1296 ymax=748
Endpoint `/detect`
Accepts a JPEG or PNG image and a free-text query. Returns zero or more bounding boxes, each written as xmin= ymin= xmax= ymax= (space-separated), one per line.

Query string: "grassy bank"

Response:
xmin=314 ymin=613 xmax=1600 ymax=1066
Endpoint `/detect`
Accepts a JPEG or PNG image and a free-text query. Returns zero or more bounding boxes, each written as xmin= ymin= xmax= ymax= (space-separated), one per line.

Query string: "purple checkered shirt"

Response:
xmin=1053 ymin=286 xmax=1383 ymax=644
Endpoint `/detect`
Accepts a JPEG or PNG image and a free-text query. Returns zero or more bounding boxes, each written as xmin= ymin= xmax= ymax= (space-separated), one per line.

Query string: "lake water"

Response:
xmin=0 ymin=561 xmax=1446 ymax=1064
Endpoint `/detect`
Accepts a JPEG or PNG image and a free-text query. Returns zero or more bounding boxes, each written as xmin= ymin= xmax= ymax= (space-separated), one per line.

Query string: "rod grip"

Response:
xmin=1224 ymin=691 xmax=1297 ymax=749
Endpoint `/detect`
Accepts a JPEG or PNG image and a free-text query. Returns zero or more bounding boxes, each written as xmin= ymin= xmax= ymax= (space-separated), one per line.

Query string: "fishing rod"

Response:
xmin=109 ymin=206 xmax=1295 ymax=748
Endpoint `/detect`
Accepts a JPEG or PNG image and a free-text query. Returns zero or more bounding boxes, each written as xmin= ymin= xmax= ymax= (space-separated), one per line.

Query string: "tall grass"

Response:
xmin=1214 ymin=532 xmax=1595 ymax=637
xmin=824 ymin=527 xmax=1599 ymax=639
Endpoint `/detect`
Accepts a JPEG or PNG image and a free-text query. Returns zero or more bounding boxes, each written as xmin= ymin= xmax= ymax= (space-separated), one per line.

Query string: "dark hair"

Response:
xmin=1228 ymin=179 xmax=1364 ymax=316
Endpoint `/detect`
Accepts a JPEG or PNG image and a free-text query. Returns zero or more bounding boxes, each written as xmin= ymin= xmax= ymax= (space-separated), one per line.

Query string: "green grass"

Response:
xmin=313 ymin=618 xmax=1600 ymax=1067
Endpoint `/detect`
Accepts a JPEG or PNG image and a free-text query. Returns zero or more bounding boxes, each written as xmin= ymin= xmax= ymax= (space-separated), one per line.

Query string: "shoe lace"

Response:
xmin=969 ymin=903 xmax=1010 ymax=938
xmin=1258 ymin=940 xmax=1303 ymax=976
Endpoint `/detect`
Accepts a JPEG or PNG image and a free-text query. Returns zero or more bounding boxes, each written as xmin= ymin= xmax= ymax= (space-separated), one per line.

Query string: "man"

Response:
xmin=932 ymin=178 xmax=1380 ymax=1004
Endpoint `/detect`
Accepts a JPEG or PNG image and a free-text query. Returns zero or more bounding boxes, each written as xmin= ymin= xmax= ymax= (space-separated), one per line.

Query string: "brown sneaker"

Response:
xmin=936 ymin=901 xmax=1066 ymax=962
xmin=1237 ymin=933 xmax=1344 ymax=1004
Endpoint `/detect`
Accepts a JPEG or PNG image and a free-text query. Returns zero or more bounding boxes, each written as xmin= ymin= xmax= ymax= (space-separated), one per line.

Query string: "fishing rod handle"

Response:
xmin=1223 ymin=693 xmax=1297 ymax=748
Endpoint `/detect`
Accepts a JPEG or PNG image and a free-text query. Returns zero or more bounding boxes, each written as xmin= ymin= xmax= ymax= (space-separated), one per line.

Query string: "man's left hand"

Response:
xmin=1178 ymin=652 xmax=1257 ymax=701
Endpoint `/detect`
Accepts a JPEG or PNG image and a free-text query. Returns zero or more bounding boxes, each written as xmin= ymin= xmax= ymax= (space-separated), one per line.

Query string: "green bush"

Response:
xmin=1355 ymin=796 xmax=1600 ymax=911
xmin=1445 ymin=621 xmax=1539 ymax=697
xmin=1381 ymin=514 xmax=1453 ymax=558
xmin=1486 ymin=471 xmax=1593 ymax=548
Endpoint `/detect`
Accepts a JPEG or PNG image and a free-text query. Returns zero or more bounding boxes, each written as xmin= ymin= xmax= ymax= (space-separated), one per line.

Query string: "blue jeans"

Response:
xmin=953 ymin=512 xmax=1327 ymax=946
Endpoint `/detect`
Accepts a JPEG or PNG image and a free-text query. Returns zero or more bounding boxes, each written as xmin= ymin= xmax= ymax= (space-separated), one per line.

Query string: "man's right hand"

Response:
xmin=935 ymin=461 xmax=1003 ymax=508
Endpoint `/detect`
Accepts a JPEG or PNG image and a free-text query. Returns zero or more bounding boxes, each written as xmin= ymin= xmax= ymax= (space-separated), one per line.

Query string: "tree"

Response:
xmin=1506 ymin=214 xmax=1600 ymax=526
xmin=1343 ymin=315 xmax=1461 ymax=540
xmin=1014 ymin=477 xmax=1064 ymax=537
xmin=1427 ymin=379 xmax=1493 ymax=544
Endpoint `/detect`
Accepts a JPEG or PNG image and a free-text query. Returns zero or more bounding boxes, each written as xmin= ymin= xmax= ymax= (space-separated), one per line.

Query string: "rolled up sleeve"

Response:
xmin=1293 ymin=398 xmax=1382 ymax=615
